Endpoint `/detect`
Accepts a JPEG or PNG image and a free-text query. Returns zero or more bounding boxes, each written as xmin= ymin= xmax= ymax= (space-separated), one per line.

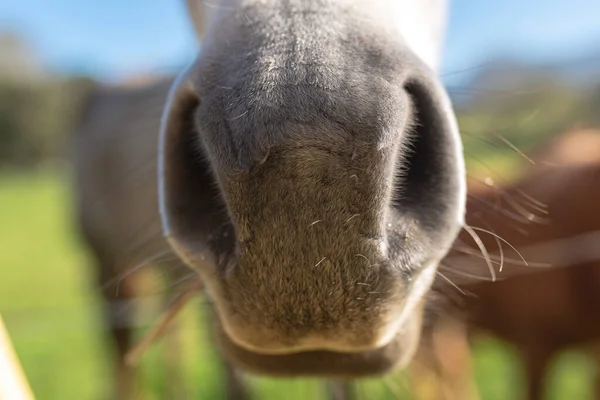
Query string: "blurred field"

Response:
xmin=0 ymin=170 xmax=597 ymax=399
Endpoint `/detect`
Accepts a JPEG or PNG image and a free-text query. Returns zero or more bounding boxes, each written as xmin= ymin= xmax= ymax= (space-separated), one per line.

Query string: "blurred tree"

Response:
xmin=0 ymin=32 xmax=96 ymax=168
xmin=0 ymin=33 xmax=46 ymax=82
xmin=0 ymin=76 xmax=95 ymax=168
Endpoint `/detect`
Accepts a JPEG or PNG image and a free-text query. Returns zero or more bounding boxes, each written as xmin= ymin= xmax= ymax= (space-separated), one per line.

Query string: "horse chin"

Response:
xmin=210 ymin=308 xmax=423 ymax=379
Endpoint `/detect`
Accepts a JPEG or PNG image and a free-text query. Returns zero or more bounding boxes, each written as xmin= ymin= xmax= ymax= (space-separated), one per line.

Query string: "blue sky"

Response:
xmin=1 ymin=0 xmax=600 ymax=86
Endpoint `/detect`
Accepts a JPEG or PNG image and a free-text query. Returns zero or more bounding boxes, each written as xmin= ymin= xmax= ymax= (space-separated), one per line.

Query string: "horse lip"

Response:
xmin=212 ymin=318 xmax=408 ymax=378
xmin=208 ymin=299 xmax=426 ymax=378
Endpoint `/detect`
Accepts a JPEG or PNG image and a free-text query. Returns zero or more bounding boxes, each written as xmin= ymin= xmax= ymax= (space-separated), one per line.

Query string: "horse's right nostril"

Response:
xmin=394 ymin=76 xmax=466 ymax=237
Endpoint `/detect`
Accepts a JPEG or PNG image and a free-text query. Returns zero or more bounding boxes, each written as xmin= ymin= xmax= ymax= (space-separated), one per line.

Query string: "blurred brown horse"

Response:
xmin=412 ymin=128 xmax=600 ymax=400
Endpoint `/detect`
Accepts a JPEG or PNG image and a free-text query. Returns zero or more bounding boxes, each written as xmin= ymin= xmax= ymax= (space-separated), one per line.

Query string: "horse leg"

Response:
xmin=409 ymin=315 xmax=479 ymax=400
xmin=520 ymin=343 xmax=553 ymax=400
xmin=220 ymin=357 xmax=251 ymax=400
xmin=95 ymin=259 xmax=138 ymax=400
xmin=431 ymin=318 xmax=480 ymax=400
xmin=583 ymin=342 xmax=600 ymax=400
xmin=162 ymin=300 xmax=190 ymax=400
xmin=408 ymin=331 xmax=446 ymax=400
xmin=202 ymin=306 xmax=251 ymax=400
xmin=326 ymin=380 xmax=356 ymax=400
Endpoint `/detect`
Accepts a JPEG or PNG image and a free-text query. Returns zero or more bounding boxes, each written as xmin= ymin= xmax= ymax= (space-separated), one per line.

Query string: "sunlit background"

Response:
xmin=1 ymin=1 xmax=600 ymax=399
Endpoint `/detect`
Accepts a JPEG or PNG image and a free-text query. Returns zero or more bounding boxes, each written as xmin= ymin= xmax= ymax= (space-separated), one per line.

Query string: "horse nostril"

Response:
xmin=395 ymin=77 xmax=466 ymax=238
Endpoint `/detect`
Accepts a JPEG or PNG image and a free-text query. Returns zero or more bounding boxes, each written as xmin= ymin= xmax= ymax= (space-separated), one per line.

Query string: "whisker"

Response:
xmin=516 ymin=188 xmax=548 ymax=209
xmin=503 ymin=221 xmax=532 ymax=237
xmin=465 ymin=157 xmax=513 ymax=184
xmin=507 ymin=194 xmax=549 ymax=218
xmin=345 ymin=214 xmax=361 ymax=224
xmin=497 ymin=190 xmax=549 ymax=224
xmin=165 ymin=271 xmax=198 ymax=290
xmin=462 ymin=225 xmax=496 ymax=282
xmin=230 ymin=110 xmax=248 ymax=121
xmin=479 ymin=177 xmax=548 ymax=216
xmin=468 ymin=226 xmax=529 ymax=267
xmin=355 ymin=254 xmax=372 ymax=267
xmin=494 ymin=133 xmax=535 ymax=164
xmin=102 ymin=250 xmax=176 ymax=293
xmin=439 ymin=264 xmax=495 ymax=282
xmin=441 ymin=61 xmax=496 ymax=78
xmin=511 ymin=195 xmax=549 ymax=216
xmin=256 ymin=146 xmax=271 ymax=165
xmin=474 ymin=216 xmax=505 ymax=272
xmin=466 ymin=194 xmax=535 ymax=225
xmin=125 ymin=279 xmax=204 ymax=366
xmin=436 ymin=271 xmax=466 ymax=295
xmin=452 ymin=246 xmax=548 ymax=268
xmin=466 ymin=167 xmax=548 ymax=223
xmin=485 ymin=176 xmax=548 ymax=217
xmin=460 ymin=130 xmax=509 ymax=150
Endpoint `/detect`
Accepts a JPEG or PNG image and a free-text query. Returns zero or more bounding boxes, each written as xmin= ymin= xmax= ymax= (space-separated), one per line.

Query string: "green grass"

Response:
xmin=0 ymin=171 xmax=110 ymax=399
xmin=0 ymin=171 xmax=595 ymax=399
